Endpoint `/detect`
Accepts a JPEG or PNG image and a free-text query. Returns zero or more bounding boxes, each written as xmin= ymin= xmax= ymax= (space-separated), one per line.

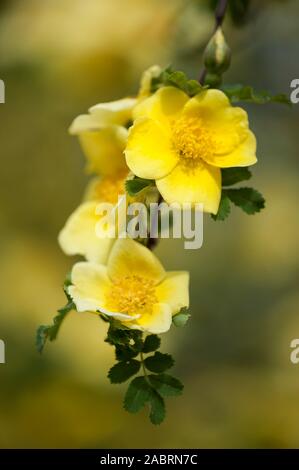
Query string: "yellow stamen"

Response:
xmin=93 ymin=170 xmax=128 ymax=204
xmin=106 ymin=275 xmax=157 ymax=316
xmin=172 ymin=116 xmax=214 ymax=165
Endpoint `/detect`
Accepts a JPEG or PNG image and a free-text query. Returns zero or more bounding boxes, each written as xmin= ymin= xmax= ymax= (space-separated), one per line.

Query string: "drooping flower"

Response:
xmin=69 ymin=97 xmax=136 ymax=175
xmin=125 ymin=87 xmax=257 ymax=214
xmin=68 ymin=238 xmax=189 ymax=334
xmin=59 ymin=97 xmax=138 ymax=263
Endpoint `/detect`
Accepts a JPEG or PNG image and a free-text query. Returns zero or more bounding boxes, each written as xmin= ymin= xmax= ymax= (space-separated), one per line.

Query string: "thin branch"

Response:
xmin=199 ymin=0 xmax=229 ymax=84
xmin=215 ymin=0 xmax=229 ymax=29
xmin=140 ymin=352 xmax=150 ymax=384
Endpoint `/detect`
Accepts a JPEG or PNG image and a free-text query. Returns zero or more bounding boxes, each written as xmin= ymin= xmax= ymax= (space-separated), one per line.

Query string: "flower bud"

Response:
xmin=204 ymin=28 xmax=231 ymax=74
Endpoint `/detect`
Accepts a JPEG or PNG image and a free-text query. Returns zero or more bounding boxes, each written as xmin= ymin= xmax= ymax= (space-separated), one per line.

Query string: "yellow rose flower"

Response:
xmin=60 ymin=97 xmax=138 ymax=263
xmin=68 ymin=239 xmax=189 ymax=334
xmin=69 ymin=97 xmax=136 ymax=175
xmin=125 ymin=87 xmax=257 ymax=214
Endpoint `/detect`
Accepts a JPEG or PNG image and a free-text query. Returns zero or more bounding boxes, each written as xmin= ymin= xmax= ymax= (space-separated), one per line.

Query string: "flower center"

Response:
xmin=106 ymin=275 xmax=157 ymax=316
xmin=93 ymin=170 xmax=128 ymax=204
xmin=172 ymin=116 xmax=214 ymax=165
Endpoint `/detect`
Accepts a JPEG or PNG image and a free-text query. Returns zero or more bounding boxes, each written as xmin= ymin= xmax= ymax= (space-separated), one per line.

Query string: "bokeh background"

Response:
xmin=0 ymin=0 xmax=298 ymax=448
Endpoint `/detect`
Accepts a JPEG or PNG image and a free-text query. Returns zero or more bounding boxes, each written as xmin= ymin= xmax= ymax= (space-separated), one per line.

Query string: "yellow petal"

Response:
xmin=208 ymin=130 xmax=257 ymax=168
xmin=156 ymin=161 xmax=221 ymax=214
xmin=209 ymin=107 xmax=250 ymax=156
xmin=78 ymin=125 xmax=128 ymax=176
xmin=97 ymin=306 xmax=141 ymax=322
xmin=156 ymin=271 xmax=189 ymax=315
xmin=107 ymin=239 xmax=165 ymax=284
xmin=125 ymin=118 xmax=178 ymax=179
xmin=58 ymin=201 xmax=114 ymax=263
xmin=133 ymin=86 xmax=189 ymax=127
xmin=89 ymin=98 xmax=136 ymax=126
xmin=83 ymin=177 xmax=102 ymax=201
xmin=183 ymin=91 xmax=251 ymax=157
xmin=69 ymin=98 xmax=136 ymax=133
xmin=69 ymin=114 xmax=103 ymax=134
xmin=68 ymin=262 xmax=111 ymax=312
xmin=134 ymin=303 xmax=172 ymax=334
xmin=138 ymin=65 xmax=162 ymax=98
xmin=183 ymin=88 xmax=230 ymax=115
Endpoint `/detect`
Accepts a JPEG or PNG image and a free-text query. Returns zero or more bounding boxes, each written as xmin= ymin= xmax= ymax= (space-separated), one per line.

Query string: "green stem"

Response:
xmin=147 ymin=194 xmax=163 ymax=251
xmin=140 ymin=352 xmax=150 ymax=384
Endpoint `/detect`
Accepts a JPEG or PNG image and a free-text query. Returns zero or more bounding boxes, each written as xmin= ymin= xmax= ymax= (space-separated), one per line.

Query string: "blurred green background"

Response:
xmin=0 ymin=0 xmax=298 ymax=448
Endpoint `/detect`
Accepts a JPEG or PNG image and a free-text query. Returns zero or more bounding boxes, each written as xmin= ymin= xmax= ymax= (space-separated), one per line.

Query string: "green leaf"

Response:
xmin=105 ymin=322 xmax=142 ymax=348
xmin=108 ymin=359 xmax=140 ymax=384
xmin=211 ymin=194 xmax=231 ymax=221
xmin=172 ymin=310 xmax=191 ymax=327
xmin=151 ymin=67 xmax=206 ymax=97
xmin=221 ymin=167 xmax=252 ymax=186
xmin=144 ymin=352 xmax=174 ymax=373
xmin=224 ymin=187 xmax=265 ymax=214
xmin=149 ymin=374 xmax=184 ymax=397
xmin=115 ymin=345 xmax=139 ymax=361
xmin=149 ymin=389 xmax=166 ymax=425
xmin=125 ymin=177 xmax=153 ymax=196
xmin=36 ymin=300 xmax=75 ymax=353
xmin=142 ymin=335 xmax=161 ymax=353
xmin=221 ymin=84 xmax=291 ymax=106
xmin=124 ymin=376 xmax=152 ymax=413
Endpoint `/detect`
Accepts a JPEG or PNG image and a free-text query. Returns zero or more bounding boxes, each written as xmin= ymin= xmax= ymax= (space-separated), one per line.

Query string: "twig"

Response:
xmin=199 ymin=0 xmax=229 ymax=84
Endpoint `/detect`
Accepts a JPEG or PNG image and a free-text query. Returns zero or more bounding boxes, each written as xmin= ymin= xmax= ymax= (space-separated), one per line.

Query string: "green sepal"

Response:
xmin=172 ymin=309 xmax=191 ymax=327
xmin=150 ymin=67 xmax=208 ymax=97
xmin=125 ymin=177 xmax=154 ymax=196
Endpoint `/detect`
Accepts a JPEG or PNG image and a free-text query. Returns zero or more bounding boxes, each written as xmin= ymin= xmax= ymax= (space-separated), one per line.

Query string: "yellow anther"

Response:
xmin=172 ymin=116 xmax=214 ymax=164
xmin=93 ymin=170 xmax=127 ymax=204
xmin=106 ymin=275 xmax=157 ymax=316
